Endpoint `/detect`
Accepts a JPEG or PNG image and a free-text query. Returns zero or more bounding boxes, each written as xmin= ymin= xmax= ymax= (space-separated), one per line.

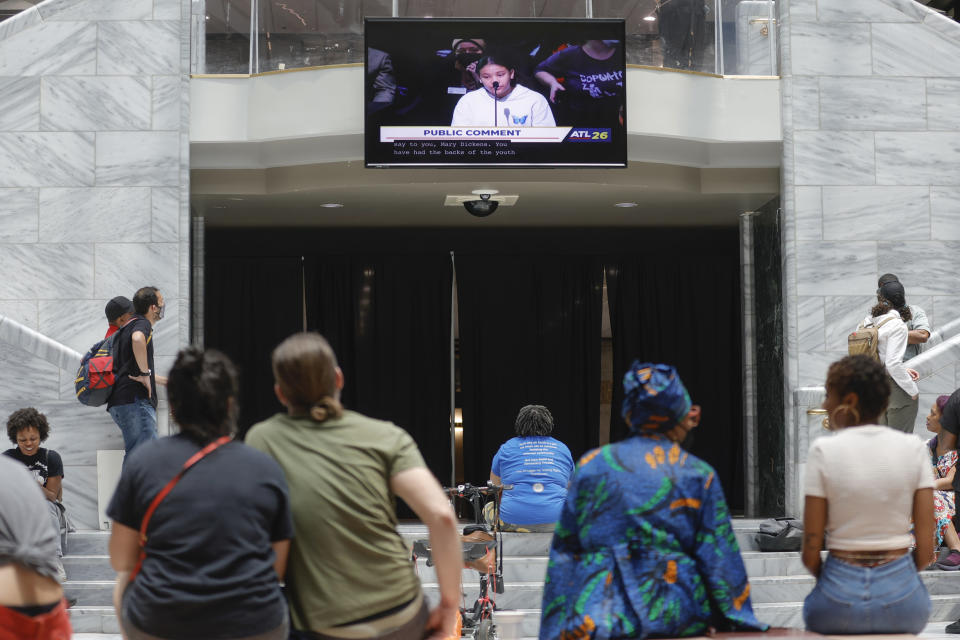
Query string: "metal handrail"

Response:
xmin=794 ymin=321 xmax=960 ymax=407
xmin=0 ymin=314 xmax=82 ymax=372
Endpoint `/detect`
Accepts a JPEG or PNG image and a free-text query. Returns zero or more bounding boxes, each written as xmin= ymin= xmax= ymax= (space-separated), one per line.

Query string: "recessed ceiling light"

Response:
xmin=320 ymin=203 xmax=344 ymax=208
xmin=643 ymin=15 xmax=657 ymax=21
xmin=614 ymin=202 xmax=638 ymax=208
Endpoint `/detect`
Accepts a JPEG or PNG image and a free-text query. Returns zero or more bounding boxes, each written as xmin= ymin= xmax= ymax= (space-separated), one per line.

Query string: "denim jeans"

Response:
xmin=804 ymin=553 xmax=930 ymax=634
xmin=108 ymin=398 xmax=158 ymax=461
xmin=45 ymin=500 xmax=62 ymax=557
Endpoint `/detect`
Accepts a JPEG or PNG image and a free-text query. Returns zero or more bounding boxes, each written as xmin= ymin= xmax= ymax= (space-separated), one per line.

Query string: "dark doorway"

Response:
xmin=204 ymin=226 xmax=746 ymax=511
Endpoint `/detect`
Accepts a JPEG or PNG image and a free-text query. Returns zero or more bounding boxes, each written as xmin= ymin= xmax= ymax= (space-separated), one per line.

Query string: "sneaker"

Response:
xmin=947 ymin=619 xmax=960 ymax=634
xmin=66 ymin=596 xmax=78 ymax=609
xmin=55 ymin=559 xmax=67 ymax=583
xmin=937 ymin=550 xmax=960 ymax=571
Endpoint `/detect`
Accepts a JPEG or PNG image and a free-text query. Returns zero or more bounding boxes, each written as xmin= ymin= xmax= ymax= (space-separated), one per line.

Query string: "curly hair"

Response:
xmin=6 ymin=407 xmax=50 ymax=444
xmin=514 ymin=405 xmax=554 ymax=437
xmin=825 ymin=355 xmax=890 ymax=423
xmin=167 ymin=347 xmax=239 ymax=443
xmin=870 ymin=299 xmax=912 ymax=323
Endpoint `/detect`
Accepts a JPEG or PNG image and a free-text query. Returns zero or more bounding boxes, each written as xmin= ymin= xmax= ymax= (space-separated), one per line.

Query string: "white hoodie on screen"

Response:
xmin=451 ymin=84 xmax=556 ymax=127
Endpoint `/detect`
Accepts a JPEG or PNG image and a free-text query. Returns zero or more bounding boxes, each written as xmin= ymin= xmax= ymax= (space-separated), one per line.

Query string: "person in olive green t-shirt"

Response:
xmin=245 ymin=332 xmax=462 ymax=640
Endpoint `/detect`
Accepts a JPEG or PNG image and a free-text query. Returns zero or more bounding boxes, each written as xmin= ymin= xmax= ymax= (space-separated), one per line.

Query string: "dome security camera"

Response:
xmin=464 ymin=189 xmax=499 ymax=217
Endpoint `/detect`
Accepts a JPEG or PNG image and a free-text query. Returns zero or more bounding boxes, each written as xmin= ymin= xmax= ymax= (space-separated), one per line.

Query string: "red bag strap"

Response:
xmin=128 ymin=435 xmax=232 ymax=582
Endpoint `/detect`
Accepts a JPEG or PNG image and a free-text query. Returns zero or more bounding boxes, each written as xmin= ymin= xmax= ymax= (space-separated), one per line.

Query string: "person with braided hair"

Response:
xmin=484 ymin=404 xmax=574 ymax=532
xmin=107 ymin=347 xmax=293 ymax=640
xmin=802 ymin=354 xmax=933 ymax=634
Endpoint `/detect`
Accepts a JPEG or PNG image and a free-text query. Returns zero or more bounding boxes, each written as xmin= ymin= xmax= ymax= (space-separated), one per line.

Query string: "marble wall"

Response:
xmin=0 ymin=0 xmax=191 ymax=528
xmin=780 ymin=0 xmax=960 ymax=514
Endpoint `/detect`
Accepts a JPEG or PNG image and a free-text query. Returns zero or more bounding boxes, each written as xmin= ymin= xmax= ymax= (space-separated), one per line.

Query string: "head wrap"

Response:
xmin=621 ymin=361 xmax=692 ymax=434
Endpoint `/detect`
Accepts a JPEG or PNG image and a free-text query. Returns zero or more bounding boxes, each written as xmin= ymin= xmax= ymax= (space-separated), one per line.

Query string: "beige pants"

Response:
xmin=880 ymin=375 xmax=918 ymax=433
xmin=308 ymin=593 xmax=428 ymax=640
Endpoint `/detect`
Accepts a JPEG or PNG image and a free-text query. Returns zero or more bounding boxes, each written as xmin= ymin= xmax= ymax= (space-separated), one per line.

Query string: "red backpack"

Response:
xmin=75 ymin=325 xmax=132 ymax=406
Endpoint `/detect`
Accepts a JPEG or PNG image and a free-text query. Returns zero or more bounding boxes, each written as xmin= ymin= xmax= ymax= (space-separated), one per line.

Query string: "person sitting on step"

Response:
xmin=926 ymin=395 xmax=960 ymax=570
xmin=803 ymin=354 xmax=933 ymax=634
xmin=539 ymin=361 xmax=767 ymax=639
xmin=484 ymin=404 xmax=574 ymax=533
xmin=108 ymin=347 xmax=293 ymax=640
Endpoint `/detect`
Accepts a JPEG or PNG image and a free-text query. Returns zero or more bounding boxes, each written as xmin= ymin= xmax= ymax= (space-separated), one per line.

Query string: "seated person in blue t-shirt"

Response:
xmin=485 ymin=405 xmax=575 ymax=532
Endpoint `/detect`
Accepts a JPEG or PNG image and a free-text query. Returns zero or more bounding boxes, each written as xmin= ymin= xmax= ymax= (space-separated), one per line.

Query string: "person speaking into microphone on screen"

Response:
xmin=451 ymin=52 xmax=555 ymax=127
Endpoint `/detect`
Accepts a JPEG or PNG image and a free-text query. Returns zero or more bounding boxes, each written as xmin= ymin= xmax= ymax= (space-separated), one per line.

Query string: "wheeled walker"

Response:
xmin=413 ymin=482 xmax=511 ymax=640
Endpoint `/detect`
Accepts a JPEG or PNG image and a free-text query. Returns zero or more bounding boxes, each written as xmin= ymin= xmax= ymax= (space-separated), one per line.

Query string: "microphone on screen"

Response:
xmin=492 ymin=81 xmax=500 ymax=126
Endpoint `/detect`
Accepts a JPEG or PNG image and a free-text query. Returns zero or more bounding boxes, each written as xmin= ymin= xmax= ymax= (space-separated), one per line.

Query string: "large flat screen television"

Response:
xmin=364 ymin=18 xmax=627 ymax=168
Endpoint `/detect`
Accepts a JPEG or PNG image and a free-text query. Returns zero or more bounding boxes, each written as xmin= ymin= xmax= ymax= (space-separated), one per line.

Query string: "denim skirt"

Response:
xmin=803 ymin=553 xmax=930 ymax=634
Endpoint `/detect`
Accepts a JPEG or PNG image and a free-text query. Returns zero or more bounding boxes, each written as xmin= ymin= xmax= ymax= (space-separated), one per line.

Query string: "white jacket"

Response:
xmin=451 ymin=84 xmax=556 ymax=127
xmin=863 ymin=310 xmax=918 ymax=397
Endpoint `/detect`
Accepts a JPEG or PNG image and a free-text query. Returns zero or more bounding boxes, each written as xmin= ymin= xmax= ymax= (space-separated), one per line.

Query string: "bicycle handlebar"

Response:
xmin=443 ymin=482 xmax=513 ymax=497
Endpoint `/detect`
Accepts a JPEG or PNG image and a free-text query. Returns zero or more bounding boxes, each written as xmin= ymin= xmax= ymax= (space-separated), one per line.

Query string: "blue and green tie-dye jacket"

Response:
xmin=539 ymin=433 xmax=767 ymax=639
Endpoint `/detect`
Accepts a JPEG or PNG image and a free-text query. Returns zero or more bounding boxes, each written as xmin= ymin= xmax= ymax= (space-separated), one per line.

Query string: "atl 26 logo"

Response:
xmin=567 ymin=128 xmax=611 ymax=142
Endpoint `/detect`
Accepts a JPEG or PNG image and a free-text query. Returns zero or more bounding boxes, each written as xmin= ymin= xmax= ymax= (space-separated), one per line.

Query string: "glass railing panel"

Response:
xmin=718 ymin=0 xmax=778 ymax=75
xmin=198 ymin=0 xmax=778 ymax=76
xmin=254 ymin=0 xmax=391 ymax=72
xmin=593 ymin=0 xmax=717 ymax=73
xmin=203 ymin=0 xmax=254 ymax=74
xmin=397 ymin=0 xmax=586 ymax=17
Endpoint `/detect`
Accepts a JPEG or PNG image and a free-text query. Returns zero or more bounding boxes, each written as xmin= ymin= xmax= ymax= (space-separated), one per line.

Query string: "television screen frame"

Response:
xmin=364 ymin=17 xmax=627 ymax=169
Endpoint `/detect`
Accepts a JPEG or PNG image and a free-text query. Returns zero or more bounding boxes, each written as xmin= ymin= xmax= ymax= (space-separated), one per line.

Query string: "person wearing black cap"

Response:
xmin=878 ymin=274 xmax=930 ymax=362
xmin=104 ymin=296 xmax=134 ymax=339
xmin=107 ymin=287 xmax=166 ymax=459
xmin=862 ymin=280 xmax=920 ymax=432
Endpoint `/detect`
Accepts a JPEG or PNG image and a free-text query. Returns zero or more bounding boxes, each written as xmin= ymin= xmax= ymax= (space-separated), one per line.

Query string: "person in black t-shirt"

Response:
xmin=107 ymin=286 xmax=167 ymax=460
xmin=535 ymin=40 xmax=625 ymax=127
xmin=108 ymin=347 xmax=293 ymax=640
xmin=935 ymin=389 xmax=960 ymax=460
xmin=3 ymin=407 xmax=66 ymax=581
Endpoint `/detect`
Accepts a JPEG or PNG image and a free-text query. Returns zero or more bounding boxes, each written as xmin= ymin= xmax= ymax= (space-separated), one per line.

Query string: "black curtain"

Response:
xmin=303 ymin=254 xmax=453 ymax=485
xmin=204 ymin=256 xmax=304 ymax=438
xmin=457 ymin=254 xmax=603 ymax=484
xmin=606 ymin=249 xmax=744 ymax=511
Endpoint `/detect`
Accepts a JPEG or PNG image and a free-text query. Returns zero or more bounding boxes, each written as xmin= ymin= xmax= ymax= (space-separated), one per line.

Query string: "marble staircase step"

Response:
xmin=423 ymin=581 xmax=545 ymax=610
xmin=65 ymin=581 xmax=115 ymax=607
xmin=753 ymin=593 xmax=960 ymax=627
xmin=69 ymin=606 xmax=120 ymax=635
xmin=416 ymin=556 xmax=549 ymax=584
xmin=63 ymin=556 xmax=114 ymax=581
xmin=67 ymin=530 xmax=110 ymax=556
xmin=400 ymin=526 xmax=554 ymax=557
xmin=742 ymin=551 xmax=809 ymax=577
xmin=751 ymin=569 xmax=960 ymax=603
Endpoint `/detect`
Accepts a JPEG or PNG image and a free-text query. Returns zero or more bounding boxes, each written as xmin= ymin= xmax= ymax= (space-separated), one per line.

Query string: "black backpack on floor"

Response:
xmin=754 ymin=517 xmax=804 ymax=552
